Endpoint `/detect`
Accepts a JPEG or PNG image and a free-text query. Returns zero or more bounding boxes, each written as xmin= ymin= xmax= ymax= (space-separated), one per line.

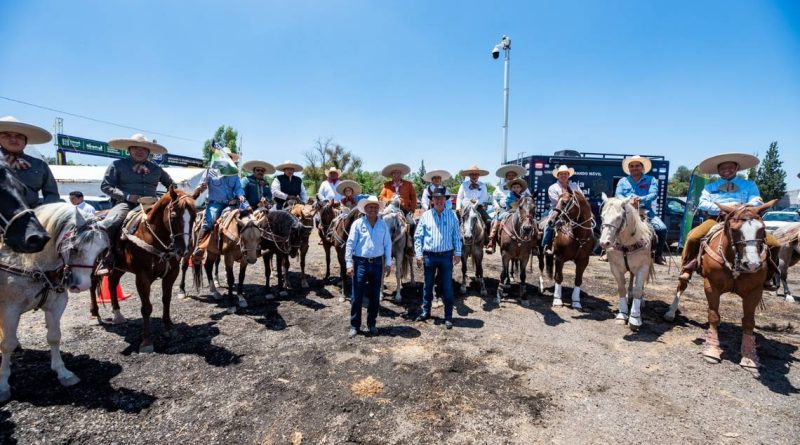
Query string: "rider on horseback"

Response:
xmin=271 ymin=160 xmax=308 ymax=210
xmin=336 ymin=180 xmax=361 ymax=210
xmin=486 ymin=164 xmax=530 ymax=253
xmin=0 ymin=116 xmax=59 ymax=208
xmin=421 ymin=170 xmax=452 ymax=211
xmin=241 ymin=160 xmax=275 ymax=209
xmin=456 ymin=164 xmax=493 ymax=245
xmin=615 ymin=155 xmax=668 ymax=265
xmin=678 ymin=153 xmax=780 ymax=289
xmin=379 ymin=163 xmax=416 ymax=223
xmin=96 ymin=134 xmax=175 ymax=275
xmin=542 ymin=165 xmax=583 ymax=254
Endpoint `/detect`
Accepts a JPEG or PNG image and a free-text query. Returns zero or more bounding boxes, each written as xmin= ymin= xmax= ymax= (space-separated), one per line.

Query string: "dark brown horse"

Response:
xmin=545 ymin=188 xmax=595 ymax=309
xmin=669 ymin=201 xmax=777 ymax=372
xmin=90 ymin=188 xmax=197 ymax=352
xmin=258 ymin=209 xmax=310 ymax=298
xmin=497 ymin=196 xmax=541 ymax=306
xmin=317 ymin=200 xmax=341 ymax=281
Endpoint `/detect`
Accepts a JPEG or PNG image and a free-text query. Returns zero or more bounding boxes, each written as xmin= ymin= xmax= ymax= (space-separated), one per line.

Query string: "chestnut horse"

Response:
xmin=668 ymin=201 xmax=776 ymax=372
xmin=497 ymin=196 xmax=540 ymax=306
xmin=317 ymin=200 xmax=342 ymax=281
xmin=546 ymin=188 xmax=595 ymax=309
xmin=90 ymin=188 xmax=196 ymax=352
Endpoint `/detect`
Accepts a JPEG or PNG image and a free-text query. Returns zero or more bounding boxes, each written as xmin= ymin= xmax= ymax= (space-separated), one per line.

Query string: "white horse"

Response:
xmin=382 ymin=203 xmax=415 ymax=303
xmin=598 ymin=194 xmax=655 ymax=330
xmin=0 ymin=203 xmax=109 ymax=402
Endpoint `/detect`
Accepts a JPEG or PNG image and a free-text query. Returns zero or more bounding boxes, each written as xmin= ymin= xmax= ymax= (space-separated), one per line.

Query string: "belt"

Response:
xmin=353 ymin=255 xmax=383 ymax=264
xmin=423 ymin=250 xmax=453 ymax=256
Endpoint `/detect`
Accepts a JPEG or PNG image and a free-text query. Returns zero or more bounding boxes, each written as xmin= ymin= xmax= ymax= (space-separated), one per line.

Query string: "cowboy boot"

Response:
xmin=485 ymin=221 xmax=500 ymax=254
xmin=653 ymin=232 xmax=667 ymax=265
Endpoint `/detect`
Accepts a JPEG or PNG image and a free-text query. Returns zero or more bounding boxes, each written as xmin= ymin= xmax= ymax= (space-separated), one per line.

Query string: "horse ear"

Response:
xmin=716 ymin=203 xmax=737 ymax=215
xmin=756 ymin=199 xmax=779 ymax=214
xmin=601 ymin=192 xmax=608 ymax=202
xmin=169 ymin=185 xmax=178 ymax=199
xmin=74 ymin=207 xmax=87 ymax=228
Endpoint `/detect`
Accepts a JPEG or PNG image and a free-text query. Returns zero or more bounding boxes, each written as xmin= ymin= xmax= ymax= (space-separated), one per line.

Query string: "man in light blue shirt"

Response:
xmin=615 ymin=155 xmax=667 ymax=264
xmin=193 ymin=166 xmax=247 ymax=257
xmin=414 ymin=187 xmax=462 ymax=329
xmin=345 ymin=196 xmax=392 ymax=338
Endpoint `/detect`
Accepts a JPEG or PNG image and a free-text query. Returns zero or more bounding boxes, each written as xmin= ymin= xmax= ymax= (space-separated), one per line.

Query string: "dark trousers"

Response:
xmin=422 ymin=251 xmax=454 ymax=320
xmin=99 ymin=201 xmax=135 ymax=242
xmin=350 ymin=257 xmax=383 ymax=329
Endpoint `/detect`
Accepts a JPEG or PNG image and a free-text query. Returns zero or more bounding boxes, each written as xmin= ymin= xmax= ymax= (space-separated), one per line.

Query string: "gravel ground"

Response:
xmin=2 ymin=231 xmax=799 ymax=444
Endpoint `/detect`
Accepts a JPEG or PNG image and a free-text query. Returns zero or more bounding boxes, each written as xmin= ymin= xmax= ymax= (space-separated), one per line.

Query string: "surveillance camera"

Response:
xmin=491 ymin=46 xmax=500 ymax=59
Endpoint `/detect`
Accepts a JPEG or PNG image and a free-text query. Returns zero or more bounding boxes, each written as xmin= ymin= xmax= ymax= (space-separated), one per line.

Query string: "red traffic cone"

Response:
xmin=99 ymin=277 xmax=131 ymax=304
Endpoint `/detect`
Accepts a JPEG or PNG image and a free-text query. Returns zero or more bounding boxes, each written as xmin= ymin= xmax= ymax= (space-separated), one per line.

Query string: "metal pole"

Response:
xmin=502 ymin=47 xmax=510 ymax=164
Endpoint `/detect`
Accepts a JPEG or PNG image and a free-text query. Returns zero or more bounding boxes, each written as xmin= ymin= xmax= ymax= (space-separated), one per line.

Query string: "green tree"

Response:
xmin=303 ymin=137 xmax=363 ymax=193
xmin=408 ymin=160 xmax=428 ymax=196
xmin=667 ymin=165 xmax=692 ymax=197
xmin=445 ymin=173 xmax=464 ymax=195
xmin=354 ymin=169 xmax=384 ymax=195
xmin=202 ymin=125 xmax=239 ymax=167
xmin=755 ymin=141 xmax=787 ymax=202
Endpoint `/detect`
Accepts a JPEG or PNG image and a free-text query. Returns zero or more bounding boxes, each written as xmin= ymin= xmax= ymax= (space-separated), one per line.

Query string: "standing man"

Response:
xmin=69 ymin=191 xmax=96 ymax=216
xmin=414 ymin=187 xmax=462 ymax=329
xmin=241 ymin=160 xmax=275 ymax=209
xmin=615 ymin=155 xmax=668 ymax=265
xmin=456 ymin=164 xmax=493 ymax=233
xmin=0 ymin=116 xmax=59 ymax=207
xmin=487 ymin=164 xmax=530 ymax=253
xmin=97 ymin=134 xmax=175 ymax=275
xmin=271 ymin=160 xmax=307 ymax=210
xmin=345 ymin=196 xmax=392 ymax=338
xmin=193 ymin=148 xmax=247 ymax=257
xmin=316 ymin=167 xmax=343 ymax=203
xmin=379 ymin=163 xmax=417 ymax=221
xmin=420 ymin=169 xmax=452 ymax=211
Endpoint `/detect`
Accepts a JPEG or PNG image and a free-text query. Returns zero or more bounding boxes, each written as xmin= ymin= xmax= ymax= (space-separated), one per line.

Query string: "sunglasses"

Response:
xmin=253 ymin=168 xmax=266 ymax=173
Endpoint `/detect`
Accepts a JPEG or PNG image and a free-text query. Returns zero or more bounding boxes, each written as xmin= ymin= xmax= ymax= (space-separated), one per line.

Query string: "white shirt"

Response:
xmin=547 ymin=181 xmax=582 ymax=209
xmin=456 ymin=180 xmax=490 ymax=210
xmin=75 ymin=201 xmax=96 ymax=216
xmin=421 ymin=183 xmax=452 ymax=210
xmin=316 ymin=179 xmax=342 ymax=202
xmin=271 ymin=176 xmax=308 ymax=203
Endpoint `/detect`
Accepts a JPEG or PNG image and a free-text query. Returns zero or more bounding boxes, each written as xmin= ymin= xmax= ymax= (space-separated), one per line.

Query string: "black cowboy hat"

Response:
xmin=430 ymin=186 xmax=450 ymax=198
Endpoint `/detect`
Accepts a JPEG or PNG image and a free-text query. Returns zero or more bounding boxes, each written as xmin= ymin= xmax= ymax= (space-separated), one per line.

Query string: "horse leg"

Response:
xmin=739 ymin=288 xmax=762 ymax=372
xmin=537 ymin=252 xmax=546 ymax=294
xmin=665 ymin=276 xmax=688 ymax=321
xmin=394 ymin=252 xmax=403 ymax=304
xmin=263 ymin=252 xmax=274 ymax=300
xmin=300 ymin=245 xmax=309 ymax=289
xmin=337 ymin=247 xmax=347 ymax=302
xmin=702 ymin=279 xmax=723 ymax=363
xmin=0 ymin=308 xmax=21 ymax=402
xmin=477 ymin=252 xmax=487 ymax=298
xmin=628 ymin=265 xmax=650 ymax=330
xmin=237 ymin=262 xmax=249 ymax=308
xmin=323 ymin=242 xmax=332 ymax=281
xmin=161 ymin=267 xmax=178 ymax=334
xmin=552 ymin=258 xmax=565 ymax=307
xmin=225 ymin=254 xmax=237 ymax=313
xmin=460 ymin=251 xmax=468 ymax=295
xmin=518 ymin=256 xmax=528 ymax=306
xmin=89 ymin=274 xmax=101 ymax=323
xmin=206 ymin=255 xmax=222 ymax=300
xmin=213 ymin=257 xmax=221 ymax=288
xmin=178 ymin=257 xmax=189 ymax=299
xmin=280 ymin=255 xmax=290 ymax=297
xmin=135 ymin=274 xmax=155 ymax=353
xmin=498 ymin=255 xmax=508 ymax=303
xmin=611 ymin=266 xmax=629 ymax=324
xmin=108 ymin=269 xmax=126 ymax=324
xmin=571 ymin=256 xmax=589 ymax=310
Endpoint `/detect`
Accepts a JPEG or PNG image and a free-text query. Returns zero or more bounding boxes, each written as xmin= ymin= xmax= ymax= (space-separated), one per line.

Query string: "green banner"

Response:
xmin=679 ymin=167 xmax=708 ymax=247
xmin=56 ymin=133 xmax=204 ymax=167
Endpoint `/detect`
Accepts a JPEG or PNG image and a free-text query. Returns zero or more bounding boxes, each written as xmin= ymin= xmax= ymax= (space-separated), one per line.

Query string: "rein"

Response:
xmin=123 ymin=194 xmax=192 ymax=276
xmin=704 ymin=205 xmax=770 ymax=280
xmin=555 ymin=193 xmax=595 ymax=246
xmin=260 ymin=214 xmax=299 ymax=255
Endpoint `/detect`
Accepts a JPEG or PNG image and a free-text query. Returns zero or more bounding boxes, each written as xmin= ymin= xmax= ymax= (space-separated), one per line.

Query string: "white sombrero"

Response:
xmin=381 ymin=163 xmax=411 ymax=177
xmin=275 ymin=160 xmax=304 ymax=172
xmin=622 ymin=155 xmax=652 ymax=175
xmin=697 ymin=153 xmax=759 ymax=175
xmin=496 ymin=164 xmax=526 ymax=178
xmin=552 ymin=165 xmax=575 ymax=178
xmin=459 ymin=164 xmax=489 ymax=177
xmin=325 ymin=166 xmax=341 ymax=176
xmin=356 ymin=195 xmax=385 ymax=213
xmin=422 ymin=169 xmax=451 ymax=182
xmin=108 ymin=133 xmax=168 ymax=155
xmin=0 ymin=116 xmax=52 ymax=145
xmin=336 ymin=180 xmax=362 ymax=195
xmin=242 ymin=160 xmax=276 ymax=174
xmin=506 ymin=178 xmax=528 ymax=190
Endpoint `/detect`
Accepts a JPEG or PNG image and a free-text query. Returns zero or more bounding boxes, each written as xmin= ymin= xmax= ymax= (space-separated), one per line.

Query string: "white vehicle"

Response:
xmin=763 ymin=210 xmax=800 ymax=233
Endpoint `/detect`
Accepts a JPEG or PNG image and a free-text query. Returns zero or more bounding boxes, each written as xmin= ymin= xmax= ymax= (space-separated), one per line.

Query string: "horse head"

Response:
xmin=517 ymin=196 xmax=536 ymax=237
xmin=0 ymin=161 xmax=50 ymax=253
xmin=237 ymin=214 xmax=262 ymax=265
xmin=599 ymin=193 xmax=636 ymax=250
xmin=60 ymin=208 xmax=110 ymax=292
xmin=149 ymin=187 xmax=197 ymax=259
xmin=460 ymin=202 xmax=482 ymax=245
xmin=717 ymin=200 xmax=777 ymax=273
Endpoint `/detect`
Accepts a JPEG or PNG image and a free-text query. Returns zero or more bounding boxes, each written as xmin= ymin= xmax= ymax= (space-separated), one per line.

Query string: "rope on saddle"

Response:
xmin=0 ymin=261 xmax=67 ymax=310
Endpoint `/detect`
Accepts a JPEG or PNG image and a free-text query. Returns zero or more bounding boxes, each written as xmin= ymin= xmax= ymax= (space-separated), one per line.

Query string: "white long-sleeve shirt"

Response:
xmin=456 ymin=180 xmax=491 ymax=210
xmin=316 ymin=179 xmax=342 ymax=202
xmin=547 ymin=181 xmax=582 ymax=209
xmin=271 ymin=176 xmax=308 ymax=202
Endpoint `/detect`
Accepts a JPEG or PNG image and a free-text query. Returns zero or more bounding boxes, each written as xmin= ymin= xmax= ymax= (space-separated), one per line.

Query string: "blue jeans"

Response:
xmin=422 ymin=251 xmax=454 ymax=320
xmin=203 ymin=201 xmax=226 ymax=231
xmin=350 ymin=257 xmax=383 ymax=329
xmin=649 ymin=214 xmax=667 ymax=237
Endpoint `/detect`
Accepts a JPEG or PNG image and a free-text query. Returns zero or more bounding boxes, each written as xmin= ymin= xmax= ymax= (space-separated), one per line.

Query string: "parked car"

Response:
xmin=664 ymin=197 xmax=703 ymax=247
xmin=763 ymin=210 xmax=800 ymax=233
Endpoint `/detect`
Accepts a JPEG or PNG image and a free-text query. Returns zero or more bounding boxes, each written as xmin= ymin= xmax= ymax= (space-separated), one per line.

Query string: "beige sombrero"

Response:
xmin=275 ymin=160 xmax=304 ymax=172
xmin=459 ymin=164 xmax=489 ymax=177
xmin=552 ymin=165 xmax=575 ymax=178
xmin=381 ymin=163 xmax=411 ymax=177
xmin=108 ymin=133 xmax=168 ymax=155
xmin=0 ymin=116 xmax=52 ymax=145
xmin=506 ymin=178 xmax=528 ymax=190
xmin=496 ymin=164 xmax=526 ymax=178
xmin=422 ymin=169 xmax=451 ymax=182
xmin=336 ymin=180 xmax=362 ymax=195
xmin=324 ymin=166 xmax=341 ymax=176
xmin=242 ymin=160 xmax=276 ymax=174
xmin=356 ymin=195 xmax=385 ymax=213
xmin=697 ymin=153 xmax=759 ymax=175
xmin=622 ymin=155 xmax=652 ymax=175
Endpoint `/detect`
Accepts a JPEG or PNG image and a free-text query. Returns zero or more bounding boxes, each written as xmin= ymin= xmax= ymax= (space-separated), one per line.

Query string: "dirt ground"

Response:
xmin=2 ymin=231 xmax=799 ymax=444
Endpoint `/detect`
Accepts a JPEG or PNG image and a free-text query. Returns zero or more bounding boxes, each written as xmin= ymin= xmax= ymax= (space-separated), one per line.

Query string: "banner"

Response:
xmin=679 ymin=167 xmax=708 ymax=247
xmin=210 ymin=147 xmax=239 ymax=176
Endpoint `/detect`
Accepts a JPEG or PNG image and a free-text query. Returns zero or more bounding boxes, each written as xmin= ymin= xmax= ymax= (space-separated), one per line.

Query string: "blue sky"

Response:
xmin=2 ymin=0 xmax=799 ymax=187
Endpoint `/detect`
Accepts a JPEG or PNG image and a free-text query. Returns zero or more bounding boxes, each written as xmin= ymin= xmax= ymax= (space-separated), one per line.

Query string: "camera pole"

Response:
xmin=492 ymin=35 xmax=511 ymax=164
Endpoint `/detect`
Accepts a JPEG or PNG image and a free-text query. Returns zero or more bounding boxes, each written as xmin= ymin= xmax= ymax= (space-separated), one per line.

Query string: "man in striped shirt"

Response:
xmin=414 ymin=187 xmax=462 ymax=329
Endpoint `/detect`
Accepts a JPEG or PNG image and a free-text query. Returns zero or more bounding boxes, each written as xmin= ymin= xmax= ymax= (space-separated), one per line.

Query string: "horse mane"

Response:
xmin=0 ymin=203 xmax=80 ymax=269
xmin=774 ymin=221 xmax=800 ymax=244
xmin=601 ymin=197 xmax=654 ymax=245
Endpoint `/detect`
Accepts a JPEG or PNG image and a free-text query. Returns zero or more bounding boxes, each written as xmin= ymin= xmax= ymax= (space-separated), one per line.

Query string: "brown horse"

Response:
xmin=497 ymin=196 xmax=540 ymax=306
xmin=317 ymin=200 xmax=342 ymax=281
xmin=669 ymin=201 xmax=777 ymax=372
xmin=89 ymin=188 xmax=196 ymax=352
xmin=289 ymin=203 xmax=317 ymax=289
xmin=546 ymin=188 xmax=595 ymax=309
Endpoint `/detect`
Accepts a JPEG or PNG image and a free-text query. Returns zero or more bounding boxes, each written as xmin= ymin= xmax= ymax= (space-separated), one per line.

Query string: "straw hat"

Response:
xmin=108 ymin=133 xmax=168 ymax=155
xmin=506 ymin=178 xmax=528 ymax=190
xmin=0 ymin=116 xmax=52 ymax=145
xmin=496 ymin=164 xmax=526 ymax=178
xmin=357 ymin=195 xmax=385 ymax=213
xmin=697 ymin=153 xmax=759 ymax=175
xmin=381 ymin=163 xmax=411 ymax=177
xmin=621 ymin=155 xmax=652 ymax=175
xmin=552 ymin=165 xmax=575 ymax=178
xmin=275 ymin=160 xmax=304 ymax=172
xmin=325 ymin=166 xmax=341 ymax=176
xmin=336 ymin=180 xmax=362 ymax=195
xmin=422 ymin=169 xmax=451 ymax=182
xmin=242 ymin=160 xmax=276 ymax=174
xmin=459 ymin=164 xmax=489 ymax=177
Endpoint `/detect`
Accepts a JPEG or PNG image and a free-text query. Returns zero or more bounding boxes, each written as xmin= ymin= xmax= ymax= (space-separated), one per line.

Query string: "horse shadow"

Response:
xmin=99 ymin=319 xmax=241 ymax=367
xmin=620 ymin=300 xmax=689 ymax=343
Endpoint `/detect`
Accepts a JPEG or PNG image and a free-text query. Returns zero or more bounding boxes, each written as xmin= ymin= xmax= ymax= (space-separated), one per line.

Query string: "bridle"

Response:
xmin=260 ymin=213 xmax=303 ymax=255
xmin=718 ymin=205 xmax=769 ymax=278
xmin=123 ymin=194 xmax=194 ymax=276
xmin=0 ymin=208 xmax=35 ymax=245
xmin=237 ymin=217 xmax=262 ymax=257
xmin=554 ymin=192 xmax=595 ymax=242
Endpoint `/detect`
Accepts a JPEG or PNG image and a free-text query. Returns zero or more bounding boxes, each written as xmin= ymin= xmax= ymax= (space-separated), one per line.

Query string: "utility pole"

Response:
xmin=491 ymin=36 xmax=511 ymax=164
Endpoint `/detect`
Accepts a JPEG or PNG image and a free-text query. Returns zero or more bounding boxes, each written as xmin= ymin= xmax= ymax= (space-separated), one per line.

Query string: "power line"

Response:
xmin=0 ymin=95 xmax=204 ymax=143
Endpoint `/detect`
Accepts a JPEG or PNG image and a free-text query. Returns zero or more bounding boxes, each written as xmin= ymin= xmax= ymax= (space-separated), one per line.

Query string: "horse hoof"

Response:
xmin=0 ymin=389 xmax=10 ymax=403
xmin=460 ymin=286 xmax=467 ymax=294
xmin=59 ymin=374 xmax=81 ymax=387
xmin=615 ymin=313 xmax=628 ymax=325
xmin=177 ymin=291 xmax=187 ymax=300
xmin=785 ymin=295 xmax=796 ymax=303
xmin=521 ymin=299 xmax=530 ymax=308
xmin=702 ymin=348 xmax=722 ymax=364
xmin=628 ymin=319 xmax=641 ymax=331
xmin=480 ymin=290 xmax=488 ymax=298
xmin=265 ymin=293 xmax=275 ymax=300
xmin=139 ymin=344 xmax=155 ymax=354
xmin=227 ymin=306 xmax=237 ymax=314
xmin=552 ymin=298 xmax=563 ymax=307
xmin=213 ymin=280 xmax=221 ymax=288
xmin=394 ymin=295 xmax=402 ymax=304
xmin=212 ymin=291 xmax=223 ymax=301
xmin=301 ymin=280 xmax=309 ymax=289
xmin=494 ymin=297 xmax=501 ymax=305
xmin=112 ymin=312 xmax=127 ymax=325
xmin=663 ymin=311 xmax=676 ymax=322
xmin=739 ymin=357 xmax=760 ymax=371
xmin=237 ymin=296 xmax=248 ymax=308
xmin=338 ymin=296 xmax=346 ymax=303
xmin=572 ymin=301 xmax=583 ymax=311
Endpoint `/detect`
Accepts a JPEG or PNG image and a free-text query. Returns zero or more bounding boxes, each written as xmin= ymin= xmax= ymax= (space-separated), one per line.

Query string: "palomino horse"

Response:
xmin=92 ymin=188 xmax=196 ymax=352
xmin=0 ymin=203 xmax=109 ymax=402
xmin=599 ymin=194 xmax=655 ymax=330
xmin=546 ymin=188 xmax=596 ymax=309
xmin=668 ymin=201 xmax=777 ymax=372
xmin=289 ymin=203 xmax=317 ymax=289
xmin=772 ymin=222 xmax=800 ymax=303
xmin=497 ymin=196 xmax=539 ymax=306
xmin=382 ymin=206 xmax=416 ymax=303
xmin=317 ymin=199 xmax=342 ymax=282
xmin=258 ymin=209 xmax=310 ymax=298
xmin=324 ymin=208 xmax=361 ymax=299
xmin=0 ymin=160 xmax=49 ymax=253
xmin=203 ymin=210 xmax=263 ymax=313
xmin=459 ymin=201 xmax=488 ymax=299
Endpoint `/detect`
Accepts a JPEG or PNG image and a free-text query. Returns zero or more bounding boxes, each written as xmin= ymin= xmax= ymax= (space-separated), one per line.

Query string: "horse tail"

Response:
xmin=192 ymin=258 xmax=203 ymax=291
xmin=402 ymin=252 xmax=411 ymax=279
xmin=545 ymin=253 xmax=554 ymax=279
xmin=646 ymin=260 xmax=656 ymax=285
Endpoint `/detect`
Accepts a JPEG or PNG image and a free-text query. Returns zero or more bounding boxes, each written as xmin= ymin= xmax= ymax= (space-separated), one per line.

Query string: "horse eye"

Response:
xmin=170 ymin=212 xmax=177 ymax=218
